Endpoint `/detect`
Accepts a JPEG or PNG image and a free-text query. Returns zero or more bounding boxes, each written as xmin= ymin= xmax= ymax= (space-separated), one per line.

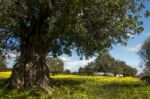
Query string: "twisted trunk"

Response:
xmin=6 ymin=40 xmax=51 ymax=92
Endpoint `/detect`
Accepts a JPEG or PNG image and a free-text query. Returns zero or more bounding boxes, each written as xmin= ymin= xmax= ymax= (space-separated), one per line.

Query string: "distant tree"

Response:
xmin=80 ymin=53 xmax=137 ymax=76
xmin=78 ymin=67 xmax=84 ymax=74
xmin=84 ymin=62 xmax=96 ymax=75
xmin=64 ymin=69 xmax=71 ymax=74
xmin=95 ymin=53 xmax=115 ymax=75
xmin=110 ymin=60 xmax=137 ymax=77
xmin=130 ymin=68 xmax=138 ymax=76
xmin=122 ymin=66 xmax=137 ymax=77
xmin=72 ymin=71 xmax=78 ymax=75
xmin=78 ymin=62 xmax=96 ymax=75
xmin=112 ymin=60 xmax=126 ymax=76
xmin=46 ymin=57 xmax=64 ymax=75
xmin=138 ymin=37 xmax=150 ymax=74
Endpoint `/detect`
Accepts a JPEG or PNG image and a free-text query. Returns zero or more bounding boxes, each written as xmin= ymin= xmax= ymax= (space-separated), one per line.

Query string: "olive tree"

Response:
xmin=0 ymin=0 xmax=146 ymax=90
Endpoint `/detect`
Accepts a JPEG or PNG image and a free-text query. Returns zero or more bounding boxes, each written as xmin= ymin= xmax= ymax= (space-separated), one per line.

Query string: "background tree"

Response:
xmin=80 ymin=53 xmax=137 ymax=76
xmin=113 ymin=60 xmax=126 ymax=76
xmin=64 ymin=69 xmax=71 ymax=74
xmin=0 ymin=0 xmax=146 ymax=89
xmin=78 ymin=67 xmax=85 ymax=75
xmin=115 ymin=60 xmax=137 ymax=77
xmin=95 ymin=54 xmax=115 ymax=75
xmin=84 ymin=62 xmax=96 ymax=75
xmin=122 ymin=66 xmax=137 ymax=77
xmin=138 ymin=37 xmax=150 ymax=74
xmin=46 ymin=57 xmax=64 ymax=75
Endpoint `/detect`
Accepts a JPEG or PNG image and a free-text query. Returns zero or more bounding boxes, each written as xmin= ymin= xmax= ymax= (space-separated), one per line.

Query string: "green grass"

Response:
xmin=0 ymin=72 xmax=150 ymax=99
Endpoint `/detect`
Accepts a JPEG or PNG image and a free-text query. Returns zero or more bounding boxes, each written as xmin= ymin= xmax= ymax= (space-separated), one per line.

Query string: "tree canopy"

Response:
xmin=0 ymin=0 xmax=145 ymax=57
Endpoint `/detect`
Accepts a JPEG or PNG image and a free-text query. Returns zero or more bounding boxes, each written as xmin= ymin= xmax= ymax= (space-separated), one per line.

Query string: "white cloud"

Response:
xmin=3 ymin=51 xmax=20 ymax=58
xmin=127 ymin=33 xmax=136 ymax=38
xmin=8 ymin=53 xmax=18 ymax=58
xmin=124 ymin=44 xmax=142 ymax=53
xmin=58 ymin=55 xmax=72 ymax=62
xmin=58 ymin=55 xmax=96 ymax=72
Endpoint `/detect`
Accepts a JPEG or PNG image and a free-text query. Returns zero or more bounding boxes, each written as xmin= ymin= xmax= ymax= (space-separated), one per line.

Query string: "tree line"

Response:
xmin=79 ymin=54 xmax=137 ymax=76
xmin=1 ymin=54 xmax=137 ymax=77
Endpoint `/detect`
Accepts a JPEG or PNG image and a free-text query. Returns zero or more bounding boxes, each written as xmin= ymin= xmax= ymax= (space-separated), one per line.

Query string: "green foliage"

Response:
xmin=79 ymin=53 xmax=137 ymax=76
xmin=95 ymin=54 xmax=115 ymax=74
xmin=145 ymin=10 xmax=150 ymax=17
xmin=79 ymin=62 xmax=96 ymax=75
xmin=0 ymin=0 xmax=147 ymax=58
xmin=64 ymin=69 xmax=71 ymax=74
xmin=46 ymin=57 xmax=64 ymax=74
xmin=138 ymin=37 xmax=150 ymax=74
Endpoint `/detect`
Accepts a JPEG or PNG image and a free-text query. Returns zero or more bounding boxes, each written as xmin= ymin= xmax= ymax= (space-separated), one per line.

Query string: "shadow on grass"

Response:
xmin=102 ymin=82 xmax=142 ymax=89
xmin=0 ymin=78 xmax=11 ymax=97
xmin=0 ymin=78 xmax=50 ymax=98
xmin=52 ymin=78 xmax=85 ymax=87
xmin=0 ymin=78 xmax=84 ymax=98
xmin=0 ymin=78 xmax=84 ymax=99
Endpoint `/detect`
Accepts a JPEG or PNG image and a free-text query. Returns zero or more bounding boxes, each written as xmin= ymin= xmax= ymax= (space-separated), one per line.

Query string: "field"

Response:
xmin=0 ymin=72 xmax=150 ymax=99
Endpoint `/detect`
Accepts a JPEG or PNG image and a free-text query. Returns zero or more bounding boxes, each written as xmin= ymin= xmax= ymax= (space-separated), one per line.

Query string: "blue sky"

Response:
xmin=6 ymin=1 xmax=150 ymax=73
xmin=110 ymin=7 xmax=150 ymax=73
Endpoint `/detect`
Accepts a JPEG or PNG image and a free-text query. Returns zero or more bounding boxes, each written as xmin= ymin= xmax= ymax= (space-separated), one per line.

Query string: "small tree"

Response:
xmin=46 ymin=57 xmax=64 ymax=75
xmin=64 ymin=69 xmax=71 ymax=74
xmin=112 ymin=60 xmax=126 ymax=76
xmin=122 ymin=66 xmax=137 ymax=77
xmin=78 ymin=67 xmax=85 ymax=74
xmin=95 ymin=53 xmax=115 ymax=75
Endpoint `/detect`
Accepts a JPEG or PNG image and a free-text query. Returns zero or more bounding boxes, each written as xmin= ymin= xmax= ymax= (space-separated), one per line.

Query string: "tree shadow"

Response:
xmin=0 ymin=78 xmax=50 ymax=98
xmin=0 ymin=78 xmax=84 ymax=98
xmin=0 ymin=78 xmax=10 ymax=97
xmin=102 ymin=82 xmax=142 ymax=89
xmin=52 ymin=78 xmax=85 ymax=87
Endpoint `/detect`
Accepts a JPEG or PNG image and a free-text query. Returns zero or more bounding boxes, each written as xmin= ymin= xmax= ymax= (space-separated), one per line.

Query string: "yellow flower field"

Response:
xmin=0 ymin=72 xmax=150 ymax=99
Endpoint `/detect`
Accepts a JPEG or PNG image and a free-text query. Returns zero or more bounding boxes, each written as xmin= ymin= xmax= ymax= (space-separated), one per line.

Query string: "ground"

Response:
xmin=0 ymin=72 xmax=150 ymax=99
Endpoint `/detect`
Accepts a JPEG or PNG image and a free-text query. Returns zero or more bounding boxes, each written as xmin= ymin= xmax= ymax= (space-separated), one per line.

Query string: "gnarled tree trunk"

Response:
xmin=6 ymin=40 xmax=51 ymax=92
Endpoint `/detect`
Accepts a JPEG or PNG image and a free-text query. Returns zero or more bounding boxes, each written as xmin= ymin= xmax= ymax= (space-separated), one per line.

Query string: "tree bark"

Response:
xmin=114 ymin=72 xmax=117 ymax=77
xmin=6 ymin=40 xmax=52 ymax=93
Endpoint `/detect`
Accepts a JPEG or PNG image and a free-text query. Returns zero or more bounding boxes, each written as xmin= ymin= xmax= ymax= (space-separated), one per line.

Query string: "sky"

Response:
xmin=6 ymin=1 xmax=150 ymax=73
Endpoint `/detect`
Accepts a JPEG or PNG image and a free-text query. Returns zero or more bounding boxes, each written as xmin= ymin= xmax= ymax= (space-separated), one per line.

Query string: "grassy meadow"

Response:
xmin=0 ymin=72 xmax=150 ymax=99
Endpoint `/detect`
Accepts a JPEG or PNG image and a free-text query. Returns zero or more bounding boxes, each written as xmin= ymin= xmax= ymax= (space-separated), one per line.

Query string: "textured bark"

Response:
xmin=114 ymin=72 xmax=117 ymax=77
xmin=6 ymin=40 xmax=51 ymax=93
